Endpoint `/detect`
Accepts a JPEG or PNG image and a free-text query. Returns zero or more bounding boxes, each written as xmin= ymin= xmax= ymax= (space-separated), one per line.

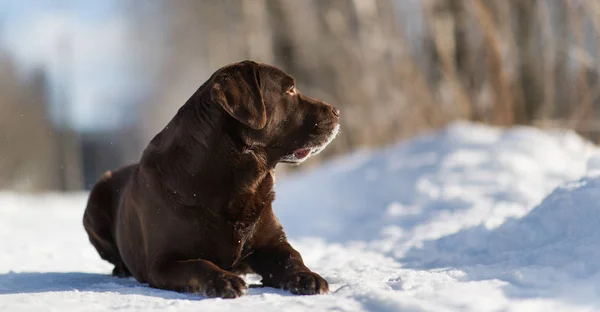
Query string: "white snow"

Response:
xmin=3 ymin=121 xmax=600 ymax=311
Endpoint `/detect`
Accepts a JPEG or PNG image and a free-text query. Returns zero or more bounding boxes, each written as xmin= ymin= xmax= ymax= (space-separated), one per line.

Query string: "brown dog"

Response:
xmin=83 ymin=60 xmax=340 ymax=299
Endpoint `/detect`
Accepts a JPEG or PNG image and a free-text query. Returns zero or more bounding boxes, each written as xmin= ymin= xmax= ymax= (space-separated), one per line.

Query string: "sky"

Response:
xmin=0 ymin=0 xmax=143 ymax=132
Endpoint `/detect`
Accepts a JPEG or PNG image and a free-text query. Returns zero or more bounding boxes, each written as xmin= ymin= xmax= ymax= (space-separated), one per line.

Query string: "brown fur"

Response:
xmin=83 ymin=61 xmax=340 ymax=298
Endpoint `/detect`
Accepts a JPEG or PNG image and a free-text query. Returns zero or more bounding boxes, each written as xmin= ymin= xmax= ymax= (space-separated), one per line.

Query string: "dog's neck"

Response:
xmin=139 ymin=90 xmax=271 ymax=213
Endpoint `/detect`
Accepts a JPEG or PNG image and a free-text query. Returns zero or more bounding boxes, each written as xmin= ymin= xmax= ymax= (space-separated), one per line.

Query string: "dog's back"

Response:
xmin=83 ymin=164 xmax=138 ymax=277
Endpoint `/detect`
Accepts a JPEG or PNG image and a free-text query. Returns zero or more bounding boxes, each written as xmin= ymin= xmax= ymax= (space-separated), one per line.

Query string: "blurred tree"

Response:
xmin=0 ymin=53 xmax=59 ymax=191
xmin=514 ymin=0 xmax=543 ymax=124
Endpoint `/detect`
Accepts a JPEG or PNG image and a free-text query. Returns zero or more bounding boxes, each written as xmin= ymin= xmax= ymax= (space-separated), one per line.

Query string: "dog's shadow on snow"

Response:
xmin=0 ymin=272 xmax=288 ymax=299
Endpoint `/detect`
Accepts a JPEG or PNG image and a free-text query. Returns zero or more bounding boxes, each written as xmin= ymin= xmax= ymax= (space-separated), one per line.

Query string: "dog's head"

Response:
xmin=208 ymin=60 xmax=340 ymax=165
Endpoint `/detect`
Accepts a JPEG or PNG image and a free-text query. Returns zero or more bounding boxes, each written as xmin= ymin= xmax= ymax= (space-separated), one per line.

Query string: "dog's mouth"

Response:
xmin=282 ymin=124 xmax=340 ymax=164
xmin=293 ymin=148 xmax=312 ymax=160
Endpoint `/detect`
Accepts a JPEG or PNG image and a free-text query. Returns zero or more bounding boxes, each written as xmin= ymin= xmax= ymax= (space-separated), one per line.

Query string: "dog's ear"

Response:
xmin=210 ymin=61 xmax=267 ymax=130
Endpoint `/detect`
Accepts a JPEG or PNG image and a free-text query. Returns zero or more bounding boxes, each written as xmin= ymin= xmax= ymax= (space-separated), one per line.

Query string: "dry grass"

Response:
xmin=417 ymin=0 xmax=600 ymax=142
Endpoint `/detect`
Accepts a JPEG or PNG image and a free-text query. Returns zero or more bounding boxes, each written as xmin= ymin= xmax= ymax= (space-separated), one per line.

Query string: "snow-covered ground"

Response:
xmin=2 ymin=122 xmax=600 ymax=312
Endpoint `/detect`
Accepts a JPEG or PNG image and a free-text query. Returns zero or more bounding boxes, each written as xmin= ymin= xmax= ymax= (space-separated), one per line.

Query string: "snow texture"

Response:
xmin=2 ymin=122 xmax=600 ymax=312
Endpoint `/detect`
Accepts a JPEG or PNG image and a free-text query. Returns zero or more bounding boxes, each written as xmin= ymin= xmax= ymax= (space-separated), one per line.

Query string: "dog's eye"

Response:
xmin=286 ymin=86 xmax=296 ymax=96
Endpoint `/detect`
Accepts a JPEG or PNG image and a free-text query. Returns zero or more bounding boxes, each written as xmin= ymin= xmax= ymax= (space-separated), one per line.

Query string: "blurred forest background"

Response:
xmin=1 ymin=0 xmax=600 ymax=192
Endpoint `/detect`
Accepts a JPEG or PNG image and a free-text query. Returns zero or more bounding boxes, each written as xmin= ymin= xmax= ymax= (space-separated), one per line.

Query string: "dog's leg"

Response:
xmin=148 ymin=259 xmax=247 ymax=298
xmin=244 ymin=243 xmax=329 ymax=295
xmin=112 ymin=264 xmax=132 ymax=278
xmin=84 ymin=170 xmax=133 ymax=278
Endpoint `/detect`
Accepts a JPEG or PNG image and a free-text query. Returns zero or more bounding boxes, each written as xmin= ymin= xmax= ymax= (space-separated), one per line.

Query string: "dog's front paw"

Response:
xmin=204 ymin=273 xmax=248 ymax=299
xmin=281 ymin=271 xmax=329 ymax=295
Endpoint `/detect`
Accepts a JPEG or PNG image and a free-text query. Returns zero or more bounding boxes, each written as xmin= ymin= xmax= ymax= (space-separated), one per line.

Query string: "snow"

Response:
xmin=3 ymin=121 xmax=600 ymax=311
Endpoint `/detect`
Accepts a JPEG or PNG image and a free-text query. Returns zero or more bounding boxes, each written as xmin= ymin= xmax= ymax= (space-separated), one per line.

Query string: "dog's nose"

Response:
xmin=331 ymin=107 xmax=340 ymax=118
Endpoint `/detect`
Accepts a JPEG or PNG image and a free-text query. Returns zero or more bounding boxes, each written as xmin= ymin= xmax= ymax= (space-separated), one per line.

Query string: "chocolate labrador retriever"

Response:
xmin=83 ymin=60 xmax=340 ymax=299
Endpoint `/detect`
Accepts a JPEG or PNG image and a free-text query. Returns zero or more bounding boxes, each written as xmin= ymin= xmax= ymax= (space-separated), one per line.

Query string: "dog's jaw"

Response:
xmin=281 ymin=124 xmax=340 ymax=164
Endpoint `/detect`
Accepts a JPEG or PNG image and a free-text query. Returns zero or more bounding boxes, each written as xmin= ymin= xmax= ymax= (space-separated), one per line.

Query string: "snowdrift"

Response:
xmin=403 ymin=175 xmax=600 ymax=303
xmin=2 ymin=122 xmax=600 ymax=312
xmin=276 ymin=122 xmax=599 ymax=256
